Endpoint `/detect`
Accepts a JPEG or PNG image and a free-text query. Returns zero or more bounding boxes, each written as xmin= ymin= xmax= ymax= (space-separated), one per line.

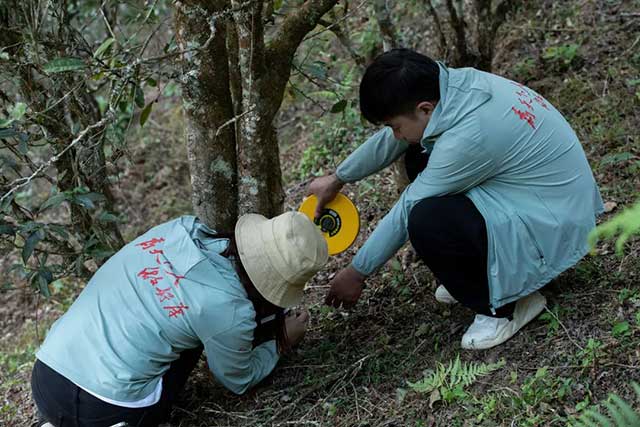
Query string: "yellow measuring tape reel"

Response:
xmin=298 ymin=193 xmax=360 ymax=255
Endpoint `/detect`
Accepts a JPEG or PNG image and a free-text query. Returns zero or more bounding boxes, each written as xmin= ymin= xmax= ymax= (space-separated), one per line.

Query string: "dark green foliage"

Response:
xmin=0 ymin=0 xmax=176 ymax=296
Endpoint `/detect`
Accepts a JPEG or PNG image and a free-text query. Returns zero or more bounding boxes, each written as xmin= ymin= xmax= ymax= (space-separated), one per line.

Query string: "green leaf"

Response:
xmin=134 ymin=85 xmax=145 ymax=108
xmin=48 ymin=224 xmax=69 ymax=239
xmin=93 ymin=37 xmax=115 ymax=58
xmin=22 ymin=228 xmax=45 ymax=264
xmin=0 ymin=50 xmax=9 ymax=60
xmin=306 ymin=61 xmax=327 ymax=80
xmin=0 ymin=155 xmax=17 ymax=171
xmin=601 ymin=152 xmax=634 ymax=166
xmin=43 ymin=57 xmax=86 ymax=74
xmin=21 ymin=221 xmax=40 ymax=233
xmin=140 ymin=102 xmax=153 ymax=127
xmin=145 ymin=77 xmax=157 ymax=87
xmin=0 ymin=192 xmax=14 ymax=213
xmin=0 ymin=223 xmax=16 ymax=235
xmin=9 ymin=102 xmax=27 ymax=121
xmin=0 ymin=128 xmax=18 ymax=139
xmin=17 ymin=137 xmax=28 ymax=155
xmin=612 ymin=321 xmax=630 ymax=337
xmin=32 ymin=269 xmax=53 ymax=297
xmin=309 ymin=90 xmax=338 ymax=101
xmin=330 ymin=99 xmax=348 ymax=114
xmin=88 ymin=245 xmax=115 ymax=261
xmin=274 ymin=0 xmax=283 ymax=10
xmin=73 ymin=192 xmax=105 ymax=210
xmin=98 ymin=212 xmax=119 ymax=223
xmin=575 ymin=396 xmax=590 ymax=412
xmin=39 ymin=193 xmax=68 ymax=212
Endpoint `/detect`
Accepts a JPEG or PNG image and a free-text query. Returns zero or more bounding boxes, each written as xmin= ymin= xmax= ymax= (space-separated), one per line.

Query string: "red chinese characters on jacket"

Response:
xmin=510 ymin=82 xmax=550 ymax=130
xmin=135 ymin=237 xmax=189 ymax=318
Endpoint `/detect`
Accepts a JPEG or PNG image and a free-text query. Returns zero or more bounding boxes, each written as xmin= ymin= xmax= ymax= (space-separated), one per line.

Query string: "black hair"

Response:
xmin=359 ymin=48 xmax=441 ymax=125
xmin=215 ymin=232 xmax=290 ymax=354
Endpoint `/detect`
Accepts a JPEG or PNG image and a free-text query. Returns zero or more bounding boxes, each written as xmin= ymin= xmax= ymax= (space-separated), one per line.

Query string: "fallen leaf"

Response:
xmin=604 ymin=201 xmax=618 ymax=212
xmin=429 ymin=389 xmax=441 ymax=408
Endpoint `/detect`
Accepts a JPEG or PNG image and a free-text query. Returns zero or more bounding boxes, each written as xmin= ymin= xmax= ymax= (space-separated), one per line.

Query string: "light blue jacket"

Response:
xmin=37 ymin=216 xmax=279 ymax=401
xmin=336 ymin=64 xmax=603 ymax=309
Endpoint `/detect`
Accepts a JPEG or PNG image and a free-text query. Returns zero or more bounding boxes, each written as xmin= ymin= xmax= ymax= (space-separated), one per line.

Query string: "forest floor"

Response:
xmin=2 ymin=1 xmax=640 ymax=426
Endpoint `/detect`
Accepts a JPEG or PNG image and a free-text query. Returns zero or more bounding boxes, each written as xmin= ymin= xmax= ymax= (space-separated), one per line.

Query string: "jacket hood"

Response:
xmin=421 ymin=63 xmax=493 ymax=143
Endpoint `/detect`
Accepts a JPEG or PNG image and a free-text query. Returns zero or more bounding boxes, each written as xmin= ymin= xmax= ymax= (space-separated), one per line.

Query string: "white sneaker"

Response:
xmin=435 ymin=285 xmax=458 ymax=304
xmin=461 ymin=291 xmax=546 ymax=350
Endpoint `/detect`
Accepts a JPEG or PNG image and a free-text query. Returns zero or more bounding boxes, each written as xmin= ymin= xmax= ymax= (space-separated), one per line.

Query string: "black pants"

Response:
xmin=31 ymin=346 xmax=203 ymax=427
xmin=404 ymin=145 xmax=515 ymax=318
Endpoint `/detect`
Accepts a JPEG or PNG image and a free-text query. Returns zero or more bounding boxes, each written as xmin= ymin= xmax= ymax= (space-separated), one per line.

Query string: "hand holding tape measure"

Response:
xmin=298 ymin=193 xmax=360 ymax=255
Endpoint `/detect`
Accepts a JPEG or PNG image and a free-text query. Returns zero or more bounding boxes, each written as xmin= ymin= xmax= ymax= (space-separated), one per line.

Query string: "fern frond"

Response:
xmin=603 ymin=395 xmax=640 ymax=426
xmin=573 ymin=382 xmax=640 ymax=427
xmin=579 ymin=410 xmax=615 ymax=427
xmin=575 ymin=415 xmax=607 ymax=427
xmin=407 ymin=355 xmax=505 ymax=398
xmin=407 ymin=367 xmax=444 ymax=393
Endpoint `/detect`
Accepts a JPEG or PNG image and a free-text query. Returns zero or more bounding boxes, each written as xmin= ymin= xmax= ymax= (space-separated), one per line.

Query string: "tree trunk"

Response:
xmin=175 ymin=0 xmax=238 ymax=231
xmin=373 ymin=0 xmax=401 ymax=51
xmin=231 ymin=0 xmax=282 ymax=217
xmin=176 ymin=0 xmax=339 ymax=223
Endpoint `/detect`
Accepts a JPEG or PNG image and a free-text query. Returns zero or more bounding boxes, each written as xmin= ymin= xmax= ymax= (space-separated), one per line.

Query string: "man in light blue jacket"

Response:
xmin=309 ymin=49 xmax=603 ymax=350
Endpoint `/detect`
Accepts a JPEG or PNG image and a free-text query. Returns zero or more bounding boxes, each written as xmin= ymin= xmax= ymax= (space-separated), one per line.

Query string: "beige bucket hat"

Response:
xmin=235 ymin=211 xmax=329 ymax=308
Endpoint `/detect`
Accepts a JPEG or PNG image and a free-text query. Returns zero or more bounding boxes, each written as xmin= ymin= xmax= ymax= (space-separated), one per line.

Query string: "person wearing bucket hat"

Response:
xmin=31 ymin=212 xmax=327 ymax=427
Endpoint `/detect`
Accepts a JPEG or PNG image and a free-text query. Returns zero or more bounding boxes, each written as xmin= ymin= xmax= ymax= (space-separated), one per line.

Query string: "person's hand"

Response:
xmin=306 ymin=173 xmax=344 ymax=219
xmin=324 ymin=265 xmax=366 ymax=309
xmin=285 ymin=310 xmax=309 ymax=348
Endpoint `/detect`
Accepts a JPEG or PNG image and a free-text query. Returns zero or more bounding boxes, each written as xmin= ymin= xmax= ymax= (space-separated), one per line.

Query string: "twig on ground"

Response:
xmin=543 ymin=306 xmax=584 ymax=351
xmin=352 ymin=382 xmax=360 ymax=421
xmin=259 ymin=348 xmax=384 ymax=425
xmin=402 ymin=338 xmax=427 ymax=365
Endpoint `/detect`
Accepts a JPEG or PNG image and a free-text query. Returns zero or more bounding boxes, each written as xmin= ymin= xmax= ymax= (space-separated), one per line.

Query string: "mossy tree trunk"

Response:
xmin=175 ymin=0 xmax=238 ymax=232
xmin=176 ymin=0 xmax=339 ymax=230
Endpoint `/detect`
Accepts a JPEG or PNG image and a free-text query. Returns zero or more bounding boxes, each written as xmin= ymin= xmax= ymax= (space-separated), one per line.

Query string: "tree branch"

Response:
xmin=232 ymin=0 xmax=266 ymax=111
xmin=445 ymin=0 xmax=470 ymax=66
xmin=267 ymin=0 xmax=339 ymax=68
xmin=492 ymin=0 xmax=517 ymax=34
xmin=425 ymin=0 xmax=449 ymax=58
xmin=372 ymin=0 xmax=400 ymax=51
xmin=318 ymin=17 xmax=365 ymax=66
xmin=1 ymin=109 xmax=116 ymax=206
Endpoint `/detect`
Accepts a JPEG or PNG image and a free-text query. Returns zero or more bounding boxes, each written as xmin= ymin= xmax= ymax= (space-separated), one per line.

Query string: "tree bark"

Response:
xmin=372 ymin=0 xmax=401 ymax=51
xmin=175 ymin=0 xmax=238 ymax=231
xmin=425 ymin=0 xmax=449 ymax=58
xmin=176 ymin=0 xmax=339 ymax=223
xmin=234 ymin=0 xmax=339 ymax=217
xmin=473 ymin=0 xmax=517 ymax=71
